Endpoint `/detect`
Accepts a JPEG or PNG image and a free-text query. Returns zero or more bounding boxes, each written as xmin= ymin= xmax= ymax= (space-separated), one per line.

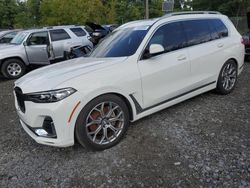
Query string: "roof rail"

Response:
xmin=43 ymin=25 xmax=79 ymax=29
xmin=162 ymin=11 xmax=221 ymax=18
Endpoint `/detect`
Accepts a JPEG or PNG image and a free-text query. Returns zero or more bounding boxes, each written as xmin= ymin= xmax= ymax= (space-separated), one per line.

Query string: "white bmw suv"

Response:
xmin=14 ymin=12 xmax=245 ymax=150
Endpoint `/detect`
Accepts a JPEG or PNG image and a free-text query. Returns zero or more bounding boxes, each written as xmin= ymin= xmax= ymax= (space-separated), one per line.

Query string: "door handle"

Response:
xmin=217 ymin=43 xmax=224 ymax=48
xmin=177 ymin=55 xmax=187 ymax=61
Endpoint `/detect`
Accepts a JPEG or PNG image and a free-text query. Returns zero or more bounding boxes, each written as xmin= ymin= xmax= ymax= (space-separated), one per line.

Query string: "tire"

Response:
xmin=75 ymin=94 xmax=130 ymax=151
xmin=1 ymin=58 xmax=26 ymax=79
xmin=216 ymin=59 xmax=238 ymax=95
xmin=245 ymin=55 xmax=250 ymax=62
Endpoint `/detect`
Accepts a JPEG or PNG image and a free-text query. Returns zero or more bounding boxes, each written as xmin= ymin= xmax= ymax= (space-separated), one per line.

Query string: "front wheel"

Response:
xmin=1 ymin=58 xmax=26 ymax=79
xmin=75 ymin=94 xmax=130 ymax=151
xmin=216 ymin=60 xmax=238 ymax=95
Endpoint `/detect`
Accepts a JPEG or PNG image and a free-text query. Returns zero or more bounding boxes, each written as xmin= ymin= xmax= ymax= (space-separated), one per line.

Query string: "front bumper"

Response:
xmin=14 ymin=91 xmax=83 ymax=147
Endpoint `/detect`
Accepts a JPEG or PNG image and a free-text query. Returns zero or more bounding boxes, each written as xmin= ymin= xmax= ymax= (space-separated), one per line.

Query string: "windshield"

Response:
xmin=90 ymin=26 xmax=149 ymax=58
xmin=10 ymin=32 xmax=28 ymax=45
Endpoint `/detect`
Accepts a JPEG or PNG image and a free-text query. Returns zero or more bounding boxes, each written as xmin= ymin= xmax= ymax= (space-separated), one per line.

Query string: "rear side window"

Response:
xmin=182 ymin=20 xmax=212 ymax=46
xmin=49 ymin=29 xmax=71 ymax=41
xmin=70 ymin=27 xmax=86 ymax=37
xmin=209 ymin=19 xmax=228 ymax=39
xmin=149 ymin=22 xmax=187 ymax=53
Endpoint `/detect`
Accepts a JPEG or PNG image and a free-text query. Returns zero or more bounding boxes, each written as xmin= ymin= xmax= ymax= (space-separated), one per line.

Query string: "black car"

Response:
xmin=85 ymin=23 xmax=118 ymax=45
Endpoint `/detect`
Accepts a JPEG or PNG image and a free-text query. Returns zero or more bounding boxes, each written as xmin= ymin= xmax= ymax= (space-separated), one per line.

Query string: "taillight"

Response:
xmin=241 ymin=36 xmax=250 ymax=45
xmin=241 ymin=37 xmax=244 ymax=44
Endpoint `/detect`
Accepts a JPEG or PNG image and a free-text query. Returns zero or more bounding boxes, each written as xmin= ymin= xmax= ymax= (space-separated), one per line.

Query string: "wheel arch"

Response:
xmin=106 ymin=92 xmax=134 ymax=121
xmin=82 ymin=92 xmax=135 ymax=121
xmin=227 ymin=58 xmax=238 ymax=68
xmin=0 ymin=56 xmax=26 ymax=68
xmin=72 ymin=91 xmax=136 ymax=146
xmin=217 ymin=57 xmax=239 ymax=80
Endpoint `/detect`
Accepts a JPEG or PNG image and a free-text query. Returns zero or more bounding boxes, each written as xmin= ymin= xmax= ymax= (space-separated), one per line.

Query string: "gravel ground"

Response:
xmin=0 ymin=63 xmax=250 ymax=188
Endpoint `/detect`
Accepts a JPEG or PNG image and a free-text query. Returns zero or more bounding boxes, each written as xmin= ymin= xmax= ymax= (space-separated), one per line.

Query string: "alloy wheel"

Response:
xmin=7 ymin=62 xmax=22 ymax=77
xmin=86 ymin=101 xmax=125 ymax=145
xmin=221 ymin=62 xmax=237 ymax=91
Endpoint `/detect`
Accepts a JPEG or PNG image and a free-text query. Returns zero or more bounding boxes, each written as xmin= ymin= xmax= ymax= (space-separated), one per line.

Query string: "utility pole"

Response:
xmin=145 ymin=0 xmax=149 ymax=19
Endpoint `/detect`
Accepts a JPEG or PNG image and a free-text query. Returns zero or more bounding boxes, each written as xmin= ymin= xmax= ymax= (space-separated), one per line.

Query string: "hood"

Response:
xmin=15 ymin=57 xmax=127 ymax=93
xmin=0 ymin=44 xmax=18 ymax=50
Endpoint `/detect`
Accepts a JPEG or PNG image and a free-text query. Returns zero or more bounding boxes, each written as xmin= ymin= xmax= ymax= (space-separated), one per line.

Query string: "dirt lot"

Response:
xmin=0 ymin=63 xmax=250 ymax=188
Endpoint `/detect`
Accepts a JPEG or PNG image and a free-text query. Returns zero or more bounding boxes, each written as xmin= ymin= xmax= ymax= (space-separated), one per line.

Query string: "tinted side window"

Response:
xmin=70 ymin=27 xmax=86 ymax=37
xmin=27 ymin=32 xmax=48 ymax=45
xmin=50 ymin=29 xmax=71 ymax=41
xmin=149 ymin=22 xmax=187 ymax=53
xmin=209 ymin=19 xmax=228 ymax=39
xmin=182 ymin=20 xmax=212 ymax=46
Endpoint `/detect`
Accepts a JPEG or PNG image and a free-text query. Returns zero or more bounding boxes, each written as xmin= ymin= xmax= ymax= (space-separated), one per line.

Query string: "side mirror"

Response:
xmin=23 ymin=41 xmax=27 ymax=46
xmin=149 ymin=44 xmax=164 ymax=55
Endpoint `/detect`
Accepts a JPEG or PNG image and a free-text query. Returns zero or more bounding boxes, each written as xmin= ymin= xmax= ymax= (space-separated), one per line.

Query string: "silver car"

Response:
xmin=0 ymin=29 xmax=22 ymax=44
xmin=0 ymin=26 xmax=93 ymax=79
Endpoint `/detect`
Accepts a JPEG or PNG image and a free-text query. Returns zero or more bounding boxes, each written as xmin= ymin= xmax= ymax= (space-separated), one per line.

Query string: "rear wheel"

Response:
xmin=245 ymin=55 xmax=250 ymax=62
xmin=1 ymin=58 xmax=26 ymax=79
xmin=75 ymin=94 xmax=129 ymax=151
xmin=216 ymin=60 xmax=238 ymax=95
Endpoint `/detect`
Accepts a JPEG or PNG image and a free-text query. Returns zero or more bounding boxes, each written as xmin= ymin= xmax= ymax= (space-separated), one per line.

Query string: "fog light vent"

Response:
xmin=41 ymin=117 xmax=57 ymax=138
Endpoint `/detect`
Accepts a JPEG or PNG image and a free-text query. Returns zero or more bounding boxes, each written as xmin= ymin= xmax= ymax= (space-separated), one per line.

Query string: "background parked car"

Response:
xmin=85 ymin=22 xmax=113 ymax=45
xmin=242 ymin=32 xmax=250 ymax=59
xmin=242 ymin=12 xmax=250 ymax=60
xmin=102 ymin=24 xmax=119 ymax=32
xmin=0 ymin=26 xmax=93 ymax=79
xmin=0 ymin=29 xmax=22 ymax=44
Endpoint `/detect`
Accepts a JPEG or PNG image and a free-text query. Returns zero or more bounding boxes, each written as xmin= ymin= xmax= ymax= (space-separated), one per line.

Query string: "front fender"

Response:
xmin=77 ymin=87 xmax=137 ymax=120
xmin=0 ymin=53 xmax=29 ymax=66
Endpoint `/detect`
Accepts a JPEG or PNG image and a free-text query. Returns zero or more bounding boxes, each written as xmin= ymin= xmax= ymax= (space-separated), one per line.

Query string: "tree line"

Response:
xmin=0 ymin=0 xmax=249 ymax=29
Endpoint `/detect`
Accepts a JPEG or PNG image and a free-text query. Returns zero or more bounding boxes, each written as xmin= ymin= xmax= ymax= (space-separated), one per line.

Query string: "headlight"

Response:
xmin=25 ymin=88 xmax=76 ymax=103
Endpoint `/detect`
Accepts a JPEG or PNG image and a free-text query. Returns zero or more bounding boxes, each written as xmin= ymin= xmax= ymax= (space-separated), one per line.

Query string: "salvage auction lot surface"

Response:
xmin=0 ymin=63 xmax=249 ymax=187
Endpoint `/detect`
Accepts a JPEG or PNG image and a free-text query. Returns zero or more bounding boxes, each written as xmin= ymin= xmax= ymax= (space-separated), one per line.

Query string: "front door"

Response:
xmin=25 ymin=31 xmax=50 ymax=65
xmin=138 ymin=21 xmax=191 ymax=109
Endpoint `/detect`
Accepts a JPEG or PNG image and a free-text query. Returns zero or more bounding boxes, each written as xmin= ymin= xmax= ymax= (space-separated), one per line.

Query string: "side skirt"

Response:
xmin=130 ymin=81 xmax=216 ymax=115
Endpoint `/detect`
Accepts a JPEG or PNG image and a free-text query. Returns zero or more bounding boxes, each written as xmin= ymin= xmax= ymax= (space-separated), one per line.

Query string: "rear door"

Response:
xmin=138 ymin=21 xmax=191 ymax=109
xmin=182 ymin=19 xmax=229 ymax=87
xmin=69 ymin=27 xmax=92 ymax=48
xmin=25 ymin=31 xmax=49 ymax=64
xmin=49 ymin=29 xmax=71 ymax=59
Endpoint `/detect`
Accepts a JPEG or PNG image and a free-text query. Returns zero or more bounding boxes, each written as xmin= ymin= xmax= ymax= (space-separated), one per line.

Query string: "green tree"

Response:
xmin=14 ymin=1 xmax=30 ymax=28
xmin=1 ymin=0 xmax=249 ymax=29
xmin=105 ymin=0 xmax=117 ymax=23
xmin=40 ymin=0 xmax=105 ymax=26
xmin=149 ymin=0 xmax=164 ymax=18
xmin=0 ymin=0 xmax=18 ymax=28
xmin=192 ymin=0 xmax=249 ymax=17
xmin=27 ymin=0 xmax=41 ymax=26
